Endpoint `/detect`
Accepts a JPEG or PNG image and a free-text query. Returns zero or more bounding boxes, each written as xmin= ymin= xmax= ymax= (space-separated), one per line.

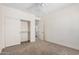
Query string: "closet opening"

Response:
xmin=20 ymin=20 xmax=30 ymax=44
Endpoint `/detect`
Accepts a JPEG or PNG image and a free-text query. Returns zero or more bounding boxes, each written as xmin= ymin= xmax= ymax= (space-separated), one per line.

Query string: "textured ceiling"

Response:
xmin=1 ymin=3 xmax=72 ymax=17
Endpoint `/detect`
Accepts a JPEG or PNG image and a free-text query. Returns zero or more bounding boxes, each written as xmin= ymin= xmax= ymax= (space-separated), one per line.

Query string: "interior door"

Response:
xmin=5 ymin=17 xmax=20 ymax=47
xmin=21 ymin=20 xmax=29 ymax=42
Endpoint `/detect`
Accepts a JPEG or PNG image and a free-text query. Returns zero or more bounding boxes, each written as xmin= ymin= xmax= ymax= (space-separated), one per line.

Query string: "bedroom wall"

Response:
xmin=0 ymin=7 xmax=3 ymax=53
xmin=0 ymin=5 xmax=36 ymax=52
xmin=41 ymin=4 xmax=79 ymax=50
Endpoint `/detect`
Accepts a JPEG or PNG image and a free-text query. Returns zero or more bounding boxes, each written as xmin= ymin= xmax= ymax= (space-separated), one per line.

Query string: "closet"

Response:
xmin=21 ymin=20 xmax=30 ymax=43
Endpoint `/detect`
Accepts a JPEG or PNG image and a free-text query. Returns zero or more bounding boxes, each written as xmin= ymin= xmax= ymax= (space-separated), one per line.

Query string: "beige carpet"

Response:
xmin=1 ymin=40 xmax=79 ymax=55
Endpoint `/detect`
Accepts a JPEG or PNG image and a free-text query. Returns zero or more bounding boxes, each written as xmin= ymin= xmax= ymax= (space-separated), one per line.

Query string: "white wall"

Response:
xmin=0 ymin=7 xmax=3 ymax=53
xmin=41 ymin=4 xmax=79 ymax=50
xmin=0 ymin=5 xmax=36 ymax=52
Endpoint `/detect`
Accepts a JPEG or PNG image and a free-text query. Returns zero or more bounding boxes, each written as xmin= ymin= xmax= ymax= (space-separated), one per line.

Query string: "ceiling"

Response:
xmin=1 ymin=3 xmax=72 ymax=17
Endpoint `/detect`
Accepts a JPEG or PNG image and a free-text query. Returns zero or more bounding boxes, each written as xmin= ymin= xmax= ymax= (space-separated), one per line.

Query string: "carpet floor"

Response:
xmin=1 ymin=40 xmax=79 ymax=55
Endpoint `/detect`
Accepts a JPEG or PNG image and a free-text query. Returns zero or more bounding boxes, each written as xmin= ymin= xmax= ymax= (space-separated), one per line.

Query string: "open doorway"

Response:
xmin=35 ymin=20 xmax=40 ymax=40
xmin=20 ymin=20 xmax=30 ymax=44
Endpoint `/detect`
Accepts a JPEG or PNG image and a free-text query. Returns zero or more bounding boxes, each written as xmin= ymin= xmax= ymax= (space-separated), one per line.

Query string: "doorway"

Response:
xmin=20 ymin=20 xmax=30 ymax=44
xmin=35 ymin=20 xmax=40 ymax=40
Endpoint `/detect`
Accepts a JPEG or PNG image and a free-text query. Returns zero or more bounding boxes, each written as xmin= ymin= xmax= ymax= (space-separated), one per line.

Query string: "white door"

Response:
xmin=5 ymin=17 xmax=20 ymax=47
xmin=21 ymin=20 xmax=29 ymax=42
